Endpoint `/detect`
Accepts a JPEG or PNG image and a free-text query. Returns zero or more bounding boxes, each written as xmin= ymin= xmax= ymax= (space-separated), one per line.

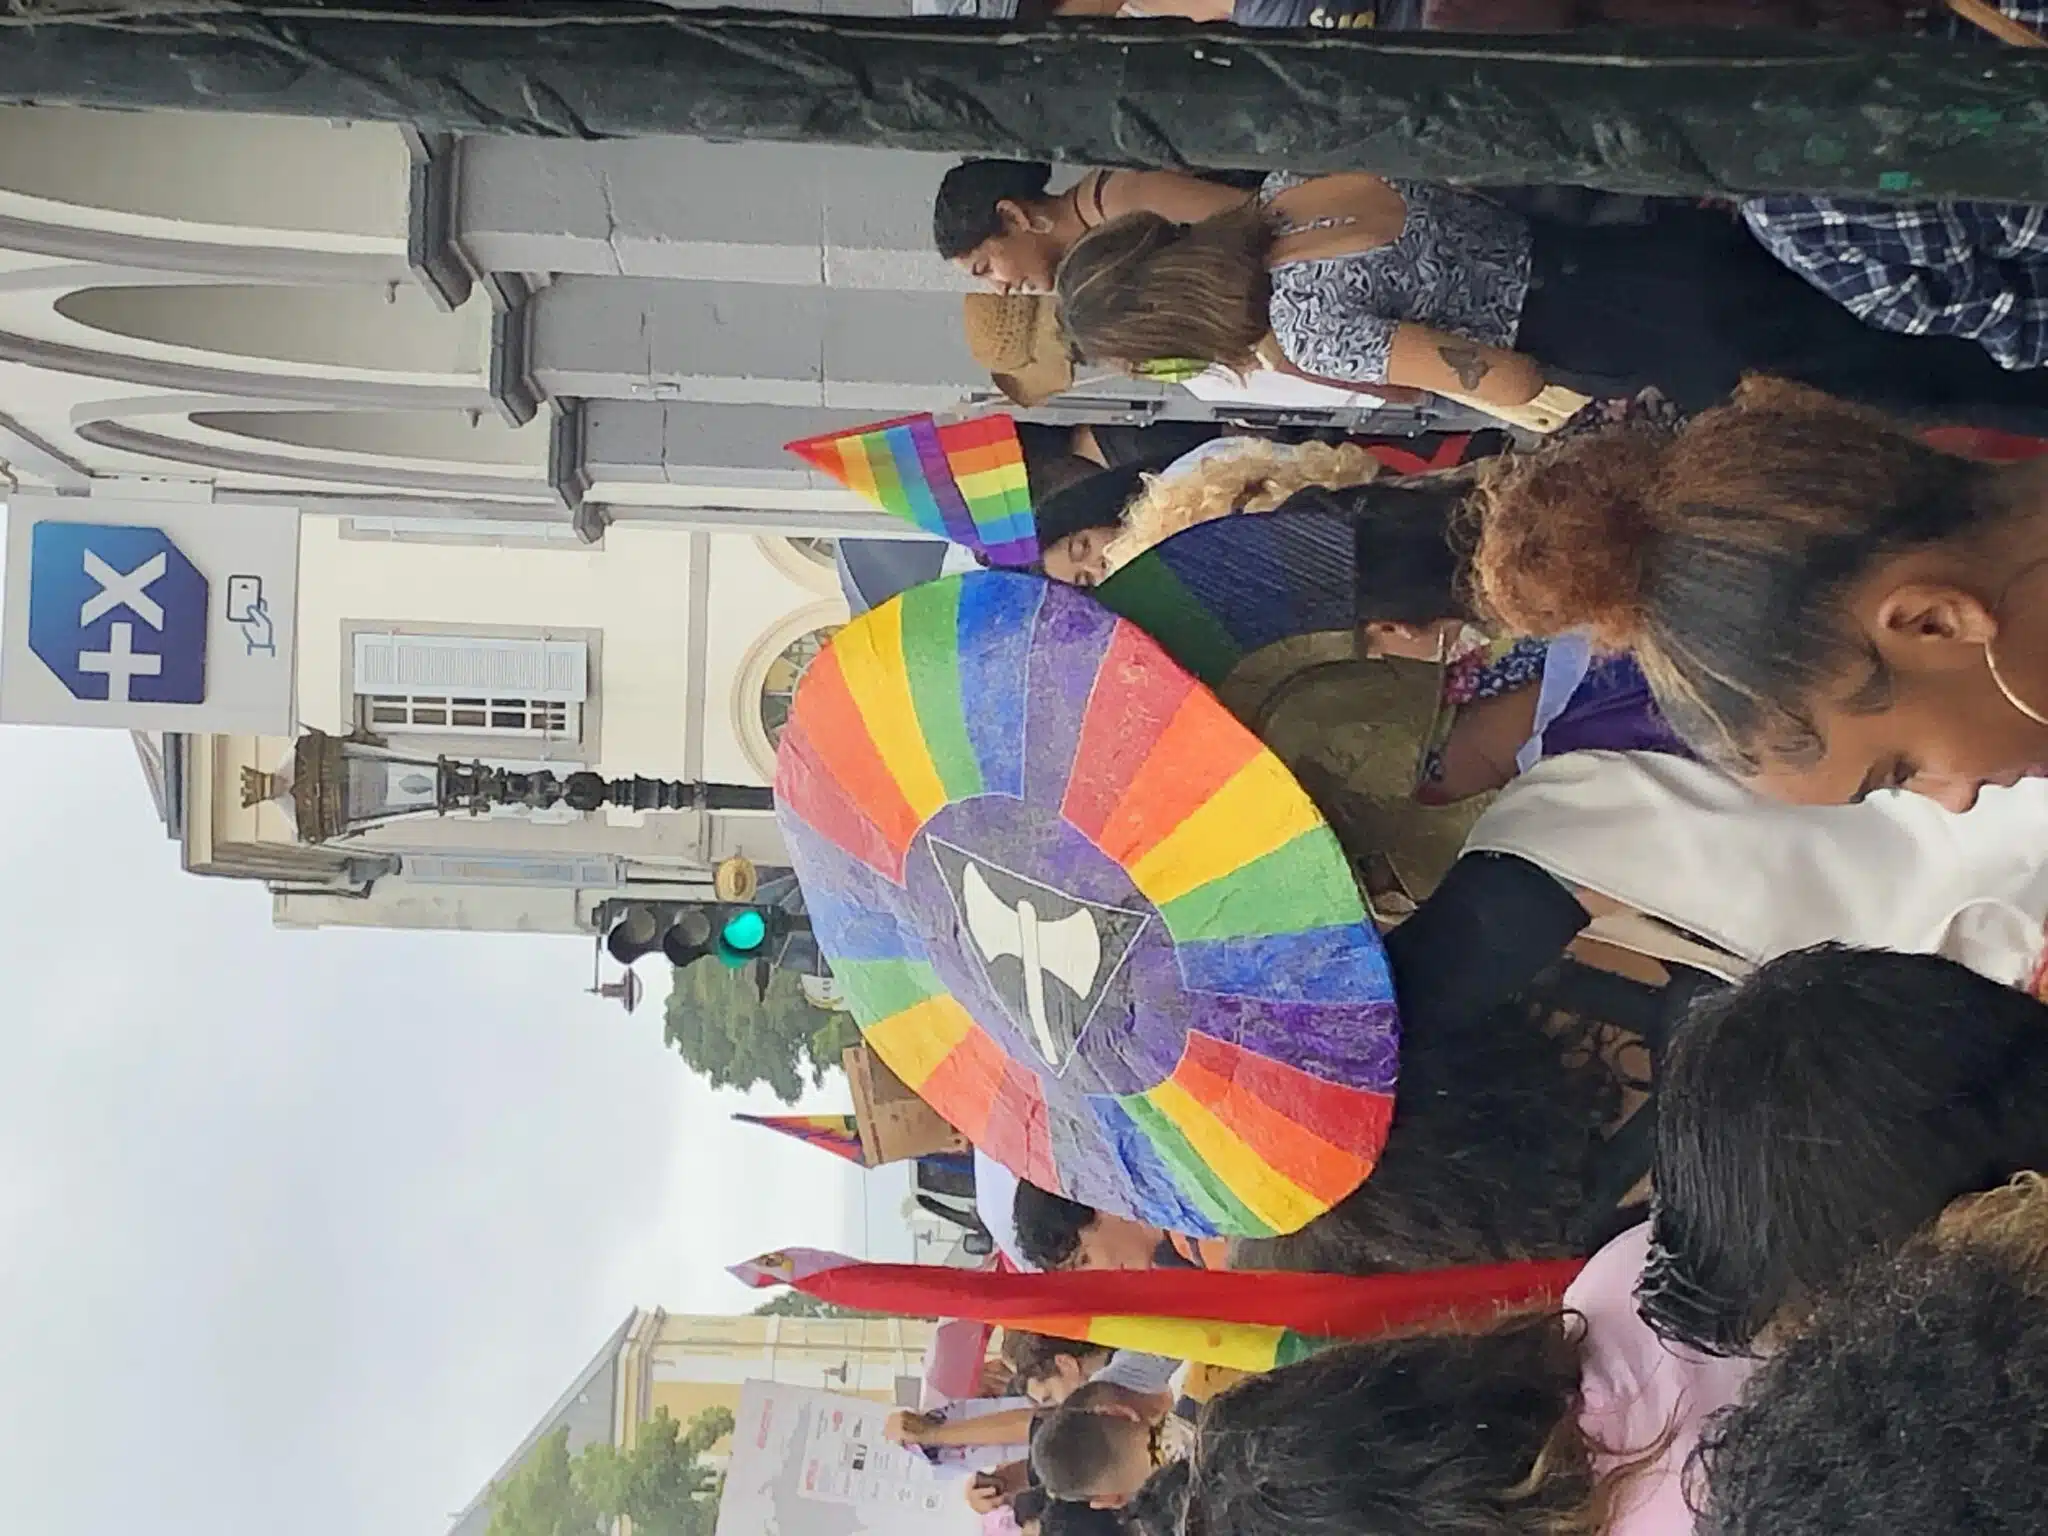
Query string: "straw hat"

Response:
xmin=962 ymin=293 xmax=1075 ymax=407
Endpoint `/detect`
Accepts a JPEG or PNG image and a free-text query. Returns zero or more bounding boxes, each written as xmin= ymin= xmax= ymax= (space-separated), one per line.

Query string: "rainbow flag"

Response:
xmin=733 ymin=1113 xmax=869 ymax=1166
xmin=787 ymin=413 xmax=1037 ymax=567
xmin=730 ymin=1249 xmax=1585 ymax=1373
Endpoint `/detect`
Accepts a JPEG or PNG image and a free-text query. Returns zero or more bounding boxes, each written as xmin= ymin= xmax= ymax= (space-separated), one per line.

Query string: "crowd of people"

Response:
xmin=839 ymin=23 xmax=2048 ymax=1532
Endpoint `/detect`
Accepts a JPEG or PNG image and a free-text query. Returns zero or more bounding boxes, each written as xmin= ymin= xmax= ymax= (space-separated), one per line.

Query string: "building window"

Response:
xmin=758 ymin=625 xmax=839 ymax=757
xmin=785 ymin=537 xmax=838 ymax=568
xmin=732 ymin=602 xmax=850 ymax=779
xmin=350 ymin=630 xmax=591 ymax=754
xmin=362 ymin=692 xmax=572 ymax=738
xmin=753 ymin=535 xmax=845 ymax=597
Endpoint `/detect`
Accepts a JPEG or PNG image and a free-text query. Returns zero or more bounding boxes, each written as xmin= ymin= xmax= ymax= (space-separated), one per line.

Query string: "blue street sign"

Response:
xmin=26 ymin=522 xmax=209 ymax=704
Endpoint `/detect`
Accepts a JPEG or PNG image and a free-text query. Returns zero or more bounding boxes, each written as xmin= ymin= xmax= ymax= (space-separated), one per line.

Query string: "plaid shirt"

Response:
xmin=1739 ymin=0 xmax=2048 ymax=372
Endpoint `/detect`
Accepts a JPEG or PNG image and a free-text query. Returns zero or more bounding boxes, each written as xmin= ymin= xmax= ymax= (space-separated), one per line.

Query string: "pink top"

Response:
xmin=1567 ymin=1223 xmax=1760 ymax=1536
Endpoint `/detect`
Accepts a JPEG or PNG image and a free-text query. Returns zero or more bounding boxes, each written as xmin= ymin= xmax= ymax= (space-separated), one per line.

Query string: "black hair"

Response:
xmin=1041 ymin=1501 xmax=1128 ymax=1536
xmin=1032 ymin=1397 xmax=1151 ymax=1502
xmin=1186 ymin=1317 xmax=1600 ymax=1536
xmin=1698 ymin=1216 xmax=2048 ymax=1535
xmin=1643 ymin=944 xmax=2048 ymax=1356
xmin=1014 ymin=1181 xmax=1098 ymax=1270
xmin=1034 ymin=442 xmax=1209 ymax=555
xmin=1013 ymin=422 xmax=1101 ymax=512
xmin=1232 ymin=987 xmax=1625 ymax=1274
xmin=1123 ymin=1461 xmax=1189 ymax=1536
xmin=935 ymin=159 xmax=1054 ymax=260
xmin=1277 ymin=475 xmax=1477 ymax=627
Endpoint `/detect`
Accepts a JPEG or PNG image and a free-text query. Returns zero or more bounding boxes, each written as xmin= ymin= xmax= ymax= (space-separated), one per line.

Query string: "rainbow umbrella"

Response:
xmin=733 ymin=1112 xmax=869 ymax=1166
xmin=788 ymin=413 xmax=1037 ymax=567
xmin=1091 ymin=501 xmax=1486 ymax=908
xmin=730 ymin=1248 xmax=1585 ymax=1373
xmin=773 ymin=571 xmax=1399 ymax=1240
xmin=1091 ymin=500 xmax=1362 ymax=691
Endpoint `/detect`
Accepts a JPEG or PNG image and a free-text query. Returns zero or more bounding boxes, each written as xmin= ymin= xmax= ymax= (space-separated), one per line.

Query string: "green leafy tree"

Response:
xmin=483 ymin=1427 xmax=601 ymax=1536
xmin=663 ymin=960 xmax=861 ymax=1103
xmin=487 ymin=1409 xmax=737 ymax=1536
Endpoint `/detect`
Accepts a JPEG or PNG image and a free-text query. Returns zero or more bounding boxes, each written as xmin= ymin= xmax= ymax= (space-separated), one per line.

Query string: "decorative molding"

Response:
xmin=75 ymin=417 xmax=547 ymax=497
xmin=681 ymin=531 xmax=711 ymax=783
xmin=587 ymin=501 xmax=918 ymax=537
xmin=0 ymin=407 xmax=90 ymax=492
xmin=232 ymin=490 xmax=566 ymax=520
xmin=548 ymin=397 xmax=591 ymax=511
xmin=0 ymin=324 xmax=494 ymax=411
xmin=550 ymin=397 xmax=616 ymax=544
xmin=402 ymin=128 xmax=474 ymax=312
xmin=485 ymin=271 xmax=540 ymax=427
xmin=0 ymin=210 xmax=407 ymax=285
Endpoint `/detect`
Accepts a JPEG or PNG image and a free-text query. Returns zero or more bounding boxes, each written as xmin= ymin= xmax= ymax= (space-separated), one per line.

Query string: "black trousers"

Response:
xmin=1515 ymin=205 xmax=2048 ymax=431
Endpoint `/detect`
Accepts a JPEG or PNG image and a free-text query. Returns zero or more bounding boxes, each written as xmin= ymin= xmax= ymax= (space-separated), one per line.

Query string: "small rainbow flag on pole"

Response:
xmin=786 ymin=413 xmax=1037 ymax=567
xmin=733 ymin=1112 xmax=870 ymax=1166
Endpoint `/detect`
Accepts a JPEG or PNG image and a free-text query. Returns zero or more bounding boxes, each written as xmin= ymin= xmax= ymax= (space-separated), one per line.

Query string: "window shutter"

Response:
xmin=354 ymin=634 xmax=588 ymax=702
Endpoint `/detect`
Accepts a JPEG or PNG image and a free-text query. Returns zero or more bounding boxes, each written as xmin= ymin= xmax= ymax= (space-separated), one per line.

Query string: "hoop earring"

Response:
xmin=1988 ymin=555 xmax=2048 ymax=727
xmin=1988 ymin=634 xmax=2048 ymax=726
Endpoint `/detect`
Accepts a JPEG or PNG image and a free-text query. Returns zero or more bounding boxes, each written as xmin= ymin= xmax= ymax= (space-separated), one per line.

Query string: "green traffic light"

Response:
xmin=721 ymin=909 xmax=768 ymax=954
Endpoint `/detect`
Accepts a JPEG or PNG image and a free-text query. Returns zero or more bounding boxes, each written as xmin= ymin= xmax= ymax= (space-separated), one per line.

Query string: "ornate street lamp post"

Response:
xmin=241 ymin=728 xmax=774 ymax=844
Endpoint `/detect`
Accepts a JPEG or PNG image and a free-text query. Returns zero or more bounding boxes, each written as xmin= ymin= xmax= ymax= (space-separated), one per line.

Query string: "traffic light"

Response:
xmin=602 ymin=900 xmax=783 ymax=972
xmin=716 ymin=906 xmax=771 ymax=967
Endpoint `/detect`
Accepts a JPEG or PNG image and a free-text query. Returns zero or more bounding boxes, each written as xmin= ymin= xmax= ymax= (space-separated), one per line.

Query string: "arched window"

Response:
xmin=758 ymin=625 xmax=840 ymax=756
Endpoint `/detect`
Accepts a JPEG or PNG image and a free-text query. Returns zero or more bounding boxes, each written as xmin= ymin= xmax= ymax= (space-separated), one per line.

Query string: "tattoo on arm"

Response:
xmin=1437 ymin=341 xmax=1492 ymax=392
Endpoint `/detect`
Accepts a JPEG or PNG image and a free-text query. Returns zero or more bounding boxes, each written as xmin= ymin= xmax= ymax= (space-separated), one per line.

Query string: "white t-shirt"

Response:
xmin=1181 ymin=367 xmax=1384 ymax=410
xmin=973 ymin=1149 xmax=1028 ymax=1269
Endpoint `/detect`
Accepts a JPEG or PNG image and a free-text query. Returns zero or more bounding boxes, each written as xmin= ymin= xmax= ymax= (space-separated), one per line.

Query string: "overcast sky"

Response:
xmin=0 ymin=716 xmax=901 ymax=1536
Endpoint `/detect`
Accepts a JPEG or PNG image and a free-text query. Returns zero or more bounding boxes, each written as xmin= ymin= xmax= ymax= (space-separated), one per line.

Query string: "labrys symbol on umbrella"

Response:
xmin=935 ymin=838 xmax=1148 ymax=1076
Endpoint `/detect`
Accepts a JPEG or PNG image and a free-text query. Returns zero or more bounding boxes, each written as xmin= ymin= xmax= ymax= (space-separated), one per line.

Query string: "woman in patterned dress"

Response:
xmin=1053 ymin=172 xmax=2048 ymax=431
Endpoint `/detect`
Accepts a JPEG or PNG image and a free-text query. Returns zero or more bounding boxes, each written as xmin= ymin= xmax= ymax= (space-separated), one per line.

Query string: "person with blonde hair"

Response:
xmin=1098 ymin=436 xmax=1386 ymax=577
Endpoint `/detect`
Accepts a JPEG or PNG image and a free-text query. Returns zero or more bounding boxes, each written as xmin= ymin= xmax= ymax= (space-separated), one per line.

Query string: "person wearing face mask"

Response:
xmin=1469 ymin=375 xmax=2048 ymax=812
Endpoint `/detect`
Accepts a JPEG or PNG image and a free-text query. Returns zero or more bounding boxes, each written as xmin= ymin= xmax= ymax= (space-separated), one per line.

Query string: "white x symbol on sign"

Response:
xmin=79 ymin=550 xmax=167 ymax=631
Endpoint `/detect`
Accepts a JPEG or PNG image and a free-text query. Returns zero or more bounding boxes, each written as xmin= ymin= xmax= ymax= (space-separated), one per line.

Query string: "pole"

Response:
xmin=0 ymin=4 xmax=2046 ymax=198
xmin=439 ymin=759 xmax=776 ymax=816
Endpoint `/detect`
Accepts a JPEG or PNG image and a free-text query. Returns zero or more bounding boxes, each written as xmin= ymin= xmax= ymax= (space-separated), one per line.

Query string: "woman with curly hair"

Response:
xmin=1468 ymin=375 xmax=2048 ymax=810
xmin=1189 ymin=1221 xmax=1756 ymax=1536
xmin=1093 ymin=410 xmax=1692 ymax=806
xmin=1697 ymin=1173 xmax=2048 ymax=1536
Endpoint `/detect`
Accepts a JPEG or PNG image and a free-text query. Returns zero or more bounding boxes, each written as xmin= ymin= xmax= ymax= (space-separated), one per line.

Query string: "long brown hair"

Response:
xmin=1467 ymin=377 xmax=2007 ymax=770
xmin=1054 ymin=206 xmax=1273 ymax=375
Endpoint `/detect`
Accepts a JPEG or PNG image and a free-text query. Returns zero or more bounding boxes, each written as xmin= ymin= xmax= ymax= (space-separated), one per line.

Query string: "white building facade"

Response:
xmin=0 ymin=103 xmax=1394 ymax=936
